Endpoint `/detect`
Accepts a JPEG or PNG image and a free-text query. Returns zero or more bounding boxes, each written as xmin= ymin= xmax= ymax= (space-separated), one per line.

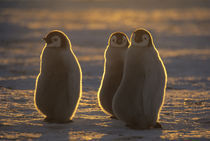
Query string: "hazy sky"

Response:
xmin=0 ymin=0 xmax=210 ymax=10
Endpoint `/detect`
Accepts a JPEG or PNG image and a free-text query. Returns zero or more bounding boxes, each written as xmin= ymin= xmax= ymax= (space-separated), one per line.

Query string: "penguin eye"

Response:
xmin=143 ymin=34 xmax=149 ymax=40
xmin=51 ymin=36 xmax=60 ymax=42
xmin=48 ymin=35 xmax=61 ymax=47
xmin=122 ymin=36 xmax=126 ymax=42
xmin=111 ymin=36 xmax=117 ymax=42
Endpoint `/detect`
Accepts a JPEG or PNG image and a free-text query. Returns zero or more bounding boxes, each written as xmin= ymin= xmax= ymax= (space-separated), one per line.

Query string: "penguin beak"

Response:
xmin=117 ymin=38 xmax=122 ymax=44
xmin=42 ymin=37 xmax=47 ymax=43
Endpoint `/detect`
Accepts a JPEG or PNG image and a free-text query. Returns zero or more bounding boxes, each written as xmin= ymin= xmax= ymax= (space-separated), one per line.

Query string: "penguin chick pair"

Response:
xmin=98 ymin=29 xmax=167 ymax=130
xmin=34 ymin=30 xmax=82 ymax=123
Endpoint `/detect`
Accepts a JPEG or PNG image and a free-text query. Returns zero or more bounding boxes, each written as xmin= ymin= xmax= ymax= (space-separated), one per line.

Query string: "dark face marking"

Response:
xmin=133 ymin=29 xmax=152 ymax=47
xmin=134 ymin=30 xmax=149 ymax=43
xmin=111 ymin=32 xmax=128 ymax=46
xmin=43 ymin=31 xmax=68 ymax=48
xmin=43 ymin=37 xmax=51 ymax=44
xmin=117 ymin=38 xmax=123 ymax=44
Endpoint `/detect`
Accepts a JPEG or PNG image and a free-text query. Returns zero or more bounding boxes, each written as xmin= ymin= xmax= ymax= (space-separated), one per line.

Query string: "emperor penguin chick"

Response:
xmin=112 ymin=28 xmax=167 ymax=129
xmin=98 ymin=32 xmax=130 ymax=118
xmin=34 ymin=30 xmax=82 ymax=123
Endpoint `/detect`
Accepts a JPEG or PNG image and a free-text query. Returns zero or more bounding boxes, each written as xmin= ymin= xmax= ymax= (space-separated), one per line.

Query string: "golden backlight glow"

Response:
xmin=34 ymin=30 xmax=82 ymax=122
xmin=0 ymin=0 xmax=210 ymax=140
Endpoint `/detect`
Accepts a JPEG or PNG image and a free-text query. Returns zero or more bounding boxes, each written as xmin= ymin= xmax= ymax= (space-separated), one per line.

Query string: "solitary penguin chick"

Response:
xmin=112 ymin=28 xmax=167 ymax=129
xmin=98 ymin=32 xmax=130 ymax=118
xmin=34 ymin=30 xmax=82 ymax=123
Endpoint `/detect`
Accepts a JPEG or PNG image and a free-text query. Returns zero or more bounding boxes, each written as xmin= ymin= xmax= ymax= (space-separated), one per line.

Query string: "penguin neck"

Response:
xmin=109 ymin=45 xmax=127 ymax=49
xmin=130 ymin=43 xmax=147 ymax=48
xmin=45 ymin=45 xmax=71 ymax=52
xmin=106 ymin=46 xmax=127 ymax=59
xmin=40 ymin=45 xmax=72 ymax=75
xmin=128 ymin=45 xmax=156 ymax=62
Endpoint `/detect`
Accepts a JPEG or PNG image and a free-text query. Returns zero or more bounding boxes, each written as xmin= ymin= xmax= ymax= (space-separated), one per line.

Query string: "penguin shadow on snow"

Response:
xmin=98 ymin=118 xmax=163 ymax=140
xmin=32 ymin=120 xmax=72 ymax=140
xmin=31 ymin=113 xmax=162 ymax=140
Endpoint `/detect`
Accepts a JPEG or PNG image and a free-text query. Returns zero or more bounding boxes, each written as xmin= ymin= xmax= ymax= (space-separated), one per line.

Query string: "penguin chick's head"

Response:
xmin=109 ymin=32 xmax=130 ymax=48
xmin=131 ymin=28 xmax=153 ymax=47
xmin=43 ymin=30 xmax=69 ymax=48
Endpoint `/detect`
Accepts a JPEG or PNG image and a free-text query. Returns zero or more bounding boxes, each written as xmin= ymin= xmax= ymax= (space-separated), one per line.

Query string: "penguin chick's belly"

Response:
xmin=36 ymin=73 xmax=75 ymax=119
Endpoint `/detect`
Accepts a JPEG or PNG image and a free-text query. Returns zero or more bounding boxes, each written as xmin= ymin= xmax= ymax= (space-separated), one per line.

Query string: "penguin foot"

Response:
xmin=125 ymin=124 xmax=149 ymax=130
xmin=56 ymin=120 xmax=73 ymax=124
xmin=154 ymin=122 xmax=162 ymax=129
xmin=44 ymin=117 xmax=73 ymax=124
xmin=64 ymin=120 xmax=73 ymax=123
xmin=44 ymin=117 xmax=54 ymax=123
xmin=110 ymin=116 xmax=118 ymax=120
